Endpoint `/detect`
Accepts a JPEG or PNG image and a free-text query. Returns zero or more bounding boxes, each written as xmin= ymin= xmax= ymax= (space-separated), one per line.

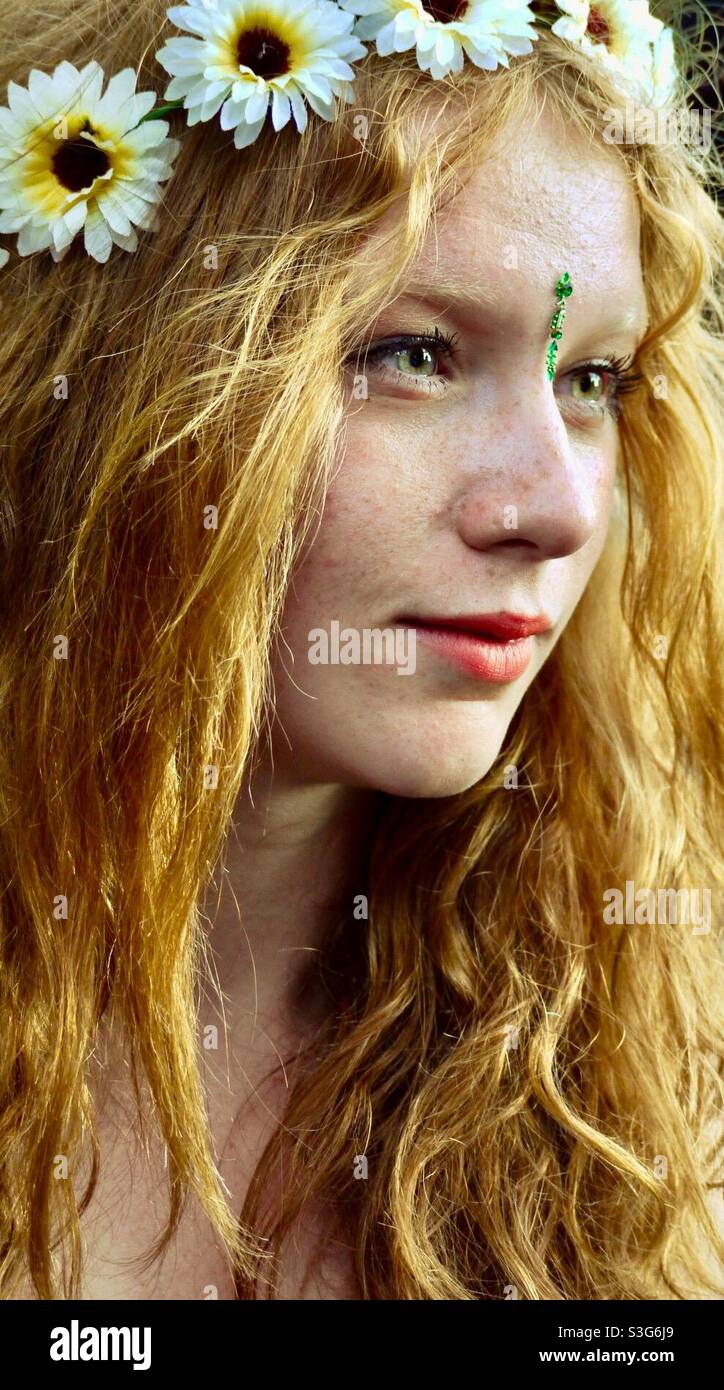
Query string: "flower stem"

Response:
xmin=135 ymin=99 xmax=187 ymax=126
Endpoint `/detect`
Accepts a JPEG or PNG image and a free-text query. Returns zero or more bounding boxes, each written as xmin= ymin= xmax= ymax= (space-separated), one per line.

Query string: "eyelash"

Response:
xmin=352 ymin=326 xmax=461 ymax=394
xmin=349 ymin=327 xmax=644 ymax=417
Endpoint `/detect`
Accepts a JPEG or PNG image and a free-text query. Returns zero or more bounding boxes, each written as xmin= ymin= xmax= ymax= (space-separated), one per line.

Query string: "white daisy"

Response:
xmin=155 ymin=0 xmax=367 ymax=151
xmin=550 ymin=1 xmax=675 ymax=104
xmin=0 ymin=61 xmax=181 ymax=263
xmin=339 ymin=0 xmax=538 ymax=81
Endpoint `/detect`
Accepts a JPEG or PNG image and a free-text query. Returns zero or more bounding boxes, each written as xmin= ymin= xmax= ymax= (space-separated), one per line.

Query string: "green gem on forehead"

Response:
xmin=546 ymin=272 xmax=573 ymax=379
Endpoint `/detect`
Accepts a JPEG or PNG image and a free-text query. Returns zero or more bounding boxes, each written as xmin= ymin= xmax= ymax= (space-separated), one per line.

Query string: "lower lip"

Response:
xmin=409 ymin=624 xmax=534 ymax=683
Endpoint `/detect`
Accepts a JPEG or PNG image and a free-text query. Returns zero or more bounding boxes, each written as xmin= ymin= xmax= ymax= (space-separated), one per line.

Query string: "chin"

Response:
xmin=326 ymin=723 xmax=507 ymax=799
xmin=369 ymin=762 xmax=495 ymax=799
xmin=372 ymin=750 xmax=502 ymax=798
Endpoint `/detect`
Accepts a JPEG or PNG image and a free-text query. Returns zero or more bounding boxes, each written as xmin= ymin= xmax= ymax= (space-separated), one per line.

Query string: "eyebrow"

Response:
xmin=384 ymin=280 xmax=649 ymax=343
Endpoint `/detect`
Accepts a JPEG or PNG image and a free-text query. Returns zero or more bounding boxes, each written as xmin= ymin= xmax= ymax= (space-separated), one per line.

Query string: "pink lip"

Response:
xmin=399 ymin=611 xmax=552 ymax=684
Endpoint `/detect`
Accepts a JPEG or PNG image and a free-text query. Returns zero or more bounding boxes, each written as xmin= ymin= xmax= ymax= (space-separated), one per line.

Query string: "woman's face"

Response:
xmin=269 ymin=107 xmax=647 ymax=798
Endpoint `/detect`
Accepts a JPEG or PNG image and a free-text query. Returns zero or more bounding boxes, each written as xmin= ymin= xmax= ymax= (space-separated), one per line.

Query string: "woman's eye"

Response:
xmin=570 ymin=369 xmax=606 ymax=403
xmin=386 ymin=343 xmax=439 ymax=378
xmin=557 ymin=361 xmax=636 ymax=418
xmin=555 ymin=361 xmax=611 ymax=408
xmin=346 ymin=328 xmax=460 ymax=394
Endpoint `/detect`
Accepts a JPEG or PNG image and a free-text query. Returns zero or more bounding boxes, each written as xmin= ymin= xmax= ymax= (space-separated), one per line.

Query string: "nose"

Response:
xmin=454 ymin=380 xmax=604 ymax=561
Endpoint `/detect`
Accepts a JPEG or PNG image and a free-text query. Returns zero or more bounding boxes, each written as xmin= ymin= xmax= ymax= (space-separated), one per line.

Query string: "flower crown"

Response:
xmin=0 ymin=0 xmax=679 ymax=269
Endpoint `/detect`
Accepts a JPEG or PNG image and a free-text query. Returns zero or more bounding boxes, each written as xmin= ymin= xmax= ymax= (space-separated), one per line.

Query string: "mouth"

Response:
xmin=396 ymin=611 xmax=553 ymax=684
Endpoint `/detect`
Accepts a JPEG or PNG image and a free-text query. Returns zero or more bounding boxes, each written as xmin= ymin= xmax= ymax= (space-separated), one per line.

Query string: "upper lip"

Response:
xmin=399 ymin=612 xmax=553 ymax=640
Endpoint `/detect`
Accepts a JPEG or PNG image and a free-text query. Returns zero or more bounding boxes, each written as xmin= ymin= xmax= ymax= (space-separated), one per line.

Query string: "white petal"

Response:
xmin=17 ymin=219 xmax=52 ymax=255
xmin=27 ymin=70 xmax=64 ymax=119
xmin=339 ymin=0 xmax=382 ymax=12
xmin=163 ymin=36 xmax=209 ymax=59
xmin=133 ymin=156 xmax=176 ymax=180
xmin=75 ymin=62 xmax=106 ymax=110
xmin=303 ymin=87 xmax=335 ymax=121
xmin=109 ymin=182 xmax=159 ymax=225
xmin=7 ymin=81 xmax=43 ymax=124
xmin=51 ymin=219 xmax=76 ymax=254
xmin=120 ymin=176 xmax=164 ymax=206
xmin=84 ymin=205 xmax=113 ymax=262
xmin=108 ymin=222 xmax=139 ymax=253
xmin=435 ymin=31 xmax=455 ymax=66
xmin=155 ymin=45 xmax=206 ymax=78
xmin=172 ymin=76 xmax=211 ymax=106
xmin=295 ymin=71 xmax=333 ymax=102
xmin=0 ymin=108 xmax=28 ymax=143
xmin=550 ymin=16 xmax=585 ymax=42
xmin=198 ymin=88 xmax=229 ymax=121
xmin=117 ymin=89 xmax=159 ymax=131
xmin=60 ymin=199 xmax=88 ymax=238
xmin=0 ymin=246 xmax=9 ymax=268
xmin=122 ymin=119 xmax=170 ymax=152
xmin=463 ymin=40 xmax=501 ymax=71
xmin=96 ymin=185 xmax=132 ymax=235
xmin=392 ymin=12 xmax=419 ymax=37
xmin=233 ymin=117 xmax=266 ymax=149
xmin=165 ymin=4 xmax=216 ymax=37
xmin=271 ymin=88 xmax=292 ymax=131
xmin=162 ymin=74 xmax=197 ymax=99
xmin=415 ymin=27 xmax=438 ymax=55
xmin=92 ymin=69 xmax=140 ymax=129
xmin=373 ymin=20 xmax=399 ymax=58
xmin=0 ymin=208 xmax=33 ymax=233
xmin=288 ymin=86 xmax=308 ymax=133
xmin=245 ymin=88 xmax=270 ymax=124
xmin=219 ymin=98 xmax=245 ymax=131
xmin=50 ymin=60 xmax=86 ymax=102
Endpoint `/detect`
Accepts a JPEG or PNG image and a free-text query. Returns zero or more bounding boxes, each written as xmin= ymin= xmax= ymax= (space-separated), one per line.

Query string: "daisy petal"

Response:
xmin=84 ymin=204 xmax=113 ymax=262
xmin=288 ymin=87 xmax=308 ymax=133
xmin=244 ymin=88 xmax=270 ymax=125
xmin=233 ymin=117 xmax=266 ymax=149
xmin=271 ymin=88 xmax=292 ymax=131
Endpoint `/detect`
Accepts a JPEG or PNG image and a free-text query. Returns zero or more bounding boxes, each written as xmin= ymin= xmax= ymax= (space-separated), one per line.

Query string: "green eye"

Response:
xmin=571 ymin=369 xmax=605 ymax=402
xmin=393 ymin=345 xmax=437 ymax=377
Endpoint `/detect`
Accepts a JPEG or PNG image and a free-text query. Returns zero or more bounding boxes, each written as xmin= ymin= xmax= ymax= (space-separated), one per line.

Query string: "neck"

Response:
xmin=200 ymin=759 xmax=380 ymax=1043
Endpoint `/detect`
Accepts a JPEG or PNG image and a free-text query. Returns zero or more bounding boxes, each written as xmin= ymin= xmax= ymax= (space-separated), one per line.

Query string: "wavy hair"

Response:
xmin=0 ymin=0 xmax=722 ymax=1299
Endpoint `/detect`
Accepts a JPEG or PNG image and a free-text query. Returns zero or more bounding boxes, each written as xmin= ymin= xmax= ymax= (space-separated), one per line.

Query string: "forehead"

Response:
xmin=369 ymin=104 xmax=646 ymax=338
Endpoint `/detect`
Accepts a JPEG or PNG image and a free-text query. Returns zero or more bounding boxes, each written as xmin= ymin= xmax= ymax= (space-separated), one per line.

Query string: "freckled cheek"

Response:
xmin=594 ymin=446 xmax=619 ymax=522
xmin=280 ymin=442 xmax=400 ymax=628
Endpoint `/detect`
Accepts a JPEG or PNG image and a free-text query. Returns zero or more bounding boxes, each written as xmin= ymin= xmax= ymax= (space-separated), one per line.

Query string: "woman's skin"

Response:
xmin=205 ymin=103 xmax=648 ymax=1072
xmin=73 ymin=104 xmax=650 ymax=1297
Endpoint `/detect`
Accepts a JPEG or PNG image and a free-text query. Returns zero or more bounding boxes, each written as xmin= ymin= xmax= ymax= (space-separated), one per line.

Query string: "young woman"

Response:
xmin=0 ymin=0 xmax=722 ymax=1300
